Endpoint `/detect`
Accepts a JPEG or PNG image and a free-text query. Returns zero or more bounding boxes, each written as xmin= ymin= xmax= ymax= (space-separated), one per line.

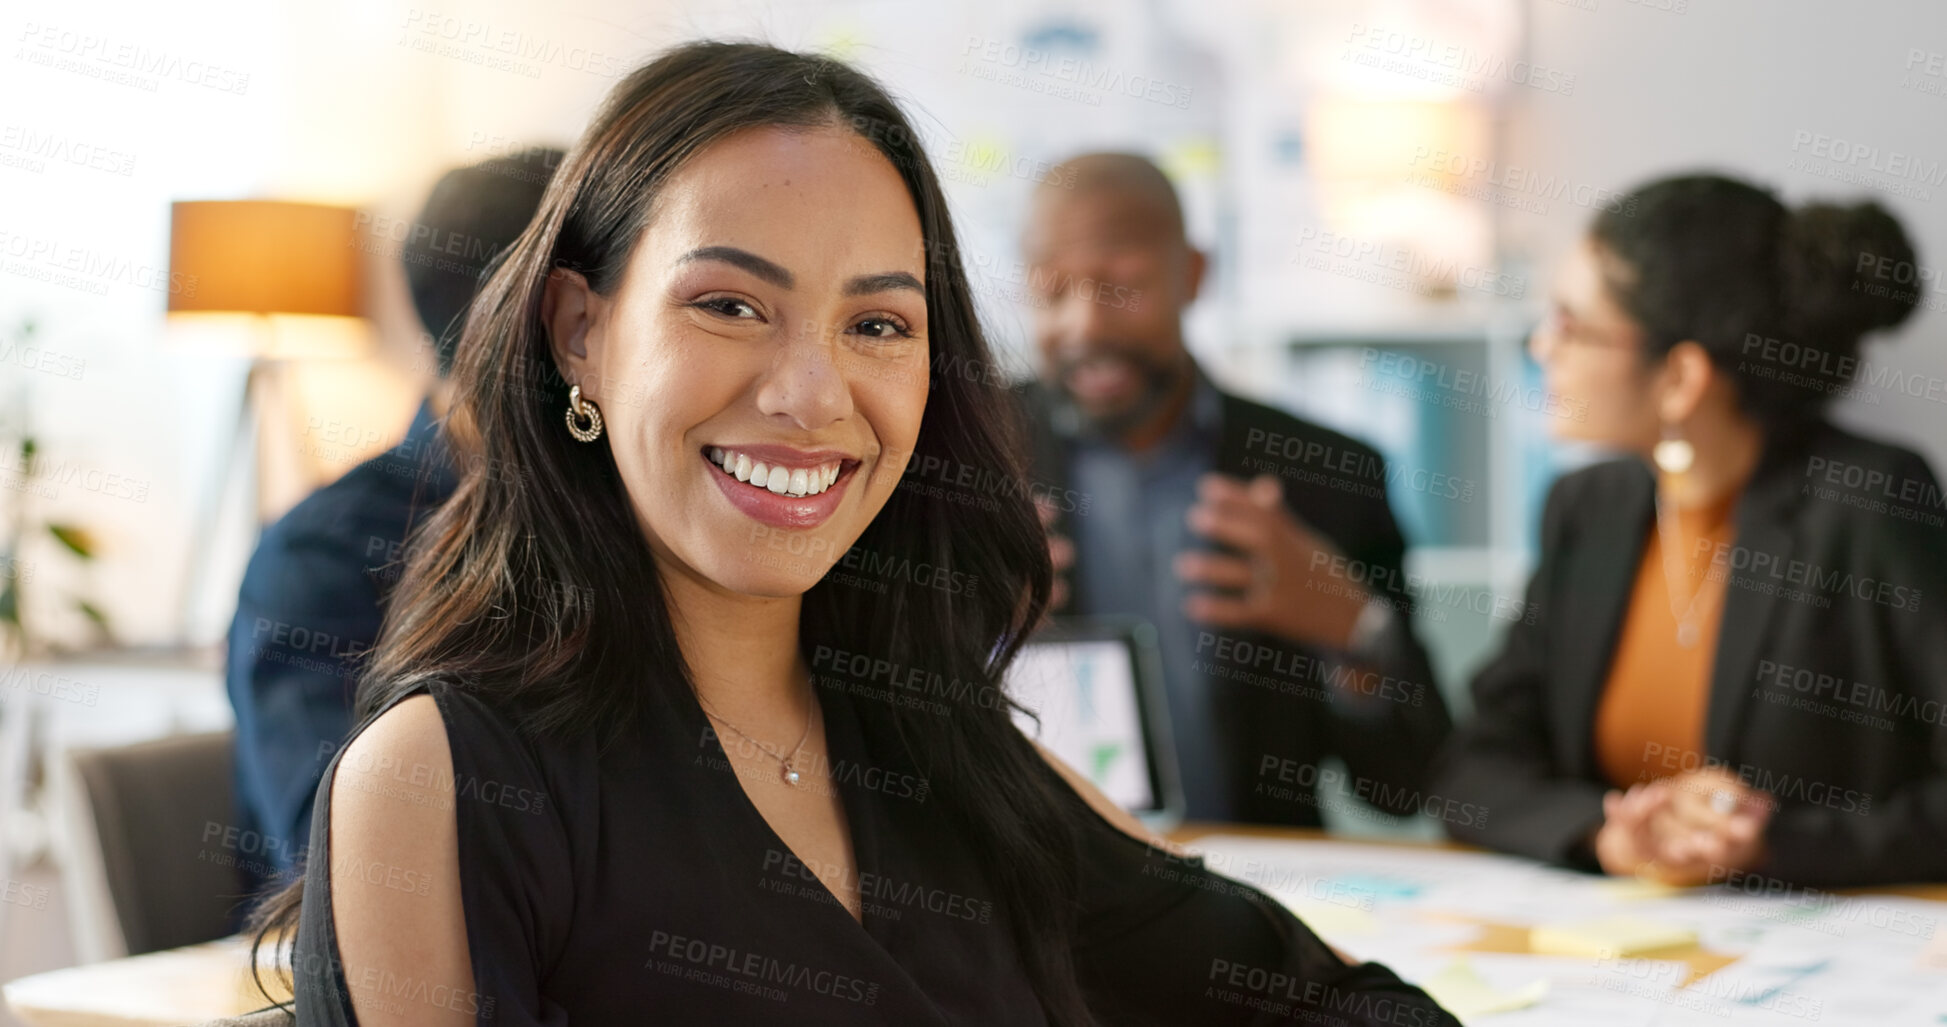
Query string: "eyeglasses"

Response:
xmin=1531 ymin=306 xmax=1641 ymax=360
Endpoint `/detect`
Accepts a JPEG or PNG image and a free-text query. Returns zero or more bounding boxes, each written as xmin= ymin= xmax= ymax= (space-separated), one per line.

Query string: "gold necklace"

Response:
xmin=699 ymin=681 xmax=815 ymax=787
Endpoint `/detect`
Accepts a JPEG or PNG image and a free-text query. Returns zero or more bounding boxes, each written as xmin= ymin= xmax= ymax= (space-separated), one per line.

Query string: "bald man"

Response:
xmin=1015 ymin=153 xmax=1451 ymax=829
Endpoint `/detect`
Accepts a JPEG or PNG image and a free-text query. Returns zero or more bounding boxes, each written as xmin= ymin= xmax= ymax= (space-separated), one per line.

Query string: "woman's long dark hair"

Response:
xmin=1589 ymin=173 xmax=1920 ymax=438
xmin=251 ymin=40 xmax=1092 ymax=1024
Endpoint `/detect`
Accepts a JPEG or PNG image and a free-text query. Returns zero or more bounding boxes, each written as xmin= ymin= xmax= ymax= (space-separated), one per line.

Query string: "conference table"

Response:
xmin=1178 ymin=824 xmax=1947 ymax=979
xmin=6 ymin=824 xmax=1946 ymax=1026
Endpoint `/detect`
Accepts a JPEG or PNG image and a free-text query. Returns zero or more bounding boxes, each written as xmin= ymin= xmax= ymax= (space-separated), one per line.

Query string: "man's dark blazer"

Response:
xmin=225 ymin=400 xmax=456 ymax=892
xmin=1435 ymin=421 xmax=1947 ymax=887
xmin=1016 ymin=379 xmax=1453 ymax=827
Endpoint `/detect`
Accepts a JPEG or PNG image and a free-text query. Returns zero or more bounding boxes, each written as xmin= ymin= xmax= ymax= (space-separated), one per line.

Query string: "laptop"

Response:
xmin=1005 ymin=617 xmax=1184 ymax=830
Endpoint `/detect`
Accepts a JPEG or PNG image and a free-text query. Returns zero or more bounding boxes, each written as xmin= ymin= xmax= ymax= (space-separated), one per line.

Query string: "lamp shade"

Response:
xmin=167 ymin=200 xmax=369 ymax=359
xmin=168 ymin=200 xmax=362 ymax=315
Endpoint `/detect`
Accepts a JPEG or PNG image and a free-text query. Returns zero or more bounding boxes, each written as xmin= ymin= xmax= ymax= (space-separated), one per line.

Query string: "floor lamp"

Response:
xmin=165 ymin=200 xmax=370 ymax=643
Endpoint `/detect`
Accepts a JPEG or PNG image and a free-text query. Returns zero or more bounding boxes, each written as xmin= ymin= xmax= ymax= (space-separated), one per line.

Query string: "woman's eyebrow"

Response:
xmin=675 ymin=247 xmax=919 ymax=297
xmin=678 ymin=245 xmax=794 ymax=288
xmin=844 ymin=271 xmax=923 ymax=296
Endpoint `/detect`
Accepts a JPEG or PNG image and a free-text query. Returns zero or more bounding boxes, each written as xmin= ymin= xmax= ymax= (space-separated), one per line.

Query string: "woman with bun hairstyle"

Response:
xmin=1436 ymin=173 xmax=1947 ymax=888
xmin=247 ymin=41 xmax=1456 ymax=1027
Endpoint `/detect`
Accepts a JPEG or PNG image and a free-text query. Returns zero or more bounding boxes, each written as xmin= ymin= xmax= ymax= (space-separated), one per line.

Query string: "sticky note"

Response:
xmin=1326 ymin=873 xmax=1424 ymax=902
xmin=1594 ymin=877 xmax=1686 ymax=901
xmin=1530 ymin=916 xmax=1697 ymax=958
xmin=1421 ymin=959 xmax=1548 ymax=1019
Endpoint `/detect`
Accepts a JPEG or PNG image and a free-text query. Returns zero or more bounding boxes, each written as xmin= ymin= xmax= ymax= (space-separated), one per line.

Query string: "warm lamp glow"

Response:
xmin=163 ymin=312 xmax=373 ymax=361
xmin=167 ymin=200 xmax=370 ymax=358
xmin=1305 ymin=96 xmax=1494 ymax=286
xmin=1306 ymin=98 xmax=1487 ymax=184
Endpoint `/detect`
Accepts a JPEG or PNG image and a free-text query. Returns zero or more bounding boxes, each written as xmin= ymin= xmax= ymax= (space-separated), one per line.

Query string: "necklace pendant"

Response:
xmin=1676 ymin=620 xmax=1700 ymax=648
xmin=783 ymin=765 xmax=802 ymax=787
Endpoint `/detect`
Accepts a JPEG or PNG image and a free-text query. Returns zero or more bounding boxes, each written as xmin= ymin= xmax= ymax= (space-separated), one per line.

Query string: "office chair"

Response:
xmin=60 ymin=731 xmax=250 ymax=958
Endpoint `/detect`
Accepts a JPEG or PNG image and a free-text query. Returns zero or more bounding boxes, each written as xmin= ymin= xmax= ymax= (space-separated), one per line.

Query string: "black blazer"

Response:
xmin=1017 ymin=380 xmax=1453 ymax=827
xmin=1436 ymin=422 xmax=1947 ymax=887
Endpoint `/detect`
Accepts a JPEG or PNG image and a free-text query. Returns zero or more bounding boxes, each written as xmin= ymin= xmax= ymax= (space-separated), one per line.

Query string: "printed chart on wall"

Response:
xmin=1006 ymin=638 xmax=1155 ymax=812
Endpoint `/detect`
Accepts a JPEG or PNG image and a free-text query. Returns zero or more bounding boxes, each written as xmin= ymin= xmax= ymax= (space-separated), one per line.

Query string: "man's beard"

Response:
xmin=1055 ymin=347 xmax=1187 ymax=439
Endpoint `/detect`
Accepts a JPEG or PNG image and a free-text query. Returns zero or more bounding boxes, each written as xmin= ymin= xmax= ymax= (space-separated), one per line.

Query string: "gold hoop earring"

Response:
xmin=566 ymin=385 xmax=604 ymax=442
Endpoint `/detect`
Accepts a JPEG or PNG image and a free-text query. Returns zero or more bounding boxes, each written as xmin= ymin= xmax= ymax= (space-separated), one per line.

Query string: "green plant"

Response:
xmin=1 ymin=318 xmax=111 ymax=658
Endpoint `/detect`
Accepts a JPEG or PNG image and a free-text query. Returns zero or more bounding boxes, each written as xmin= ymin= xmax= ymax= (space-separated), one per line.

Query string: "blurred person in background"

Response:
xmin=1016 ymin=153 xmax=1452 ymax=828
xmin=224 ymin=147 xmax=561 ymax=898
xmin=1436 ymin=173 xmax=1947 ymax=887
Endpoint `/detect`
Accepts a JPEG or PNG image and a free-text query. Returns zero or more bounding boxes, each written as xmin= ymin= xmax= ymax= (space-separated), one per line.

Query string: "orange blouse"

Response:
xmin=1593 ymin=492 xmax=1740 ymax=790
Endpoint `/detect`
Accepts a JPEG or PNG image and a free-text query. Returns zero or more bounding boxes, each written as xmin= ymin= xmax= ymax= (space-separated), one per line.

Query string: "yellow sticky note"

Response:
xmin=1530 ymin=916 xmax=1696 ymax=958
xmin=1594 ymin=877 xmax=1687 ymax=901
xmin=1422 ymin=959 xmax=1548 ymax=1020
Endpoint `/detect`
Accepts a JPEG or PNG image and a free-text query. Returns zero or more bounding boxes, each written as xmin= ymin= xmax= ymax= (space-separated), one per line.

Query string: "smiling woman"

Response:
xmin=244 ymin=40 xmax=1455 ymax=1027
xmin=539 ymin=123 xmax=930 ymax=578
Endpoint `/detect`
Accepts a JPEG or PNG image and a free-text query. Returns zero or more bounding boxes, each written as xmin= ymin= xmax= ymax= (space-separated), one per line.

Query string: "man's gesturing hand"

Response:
xmin=1174 ymin=473 xmax=1370 ymax=651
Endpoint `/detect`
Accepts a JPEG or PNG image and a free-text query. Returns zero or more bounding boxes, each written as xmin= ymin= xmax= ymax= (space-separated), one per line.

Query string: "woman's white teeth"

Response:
xmin=710 ymin=449 xmax=842 ymax=497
